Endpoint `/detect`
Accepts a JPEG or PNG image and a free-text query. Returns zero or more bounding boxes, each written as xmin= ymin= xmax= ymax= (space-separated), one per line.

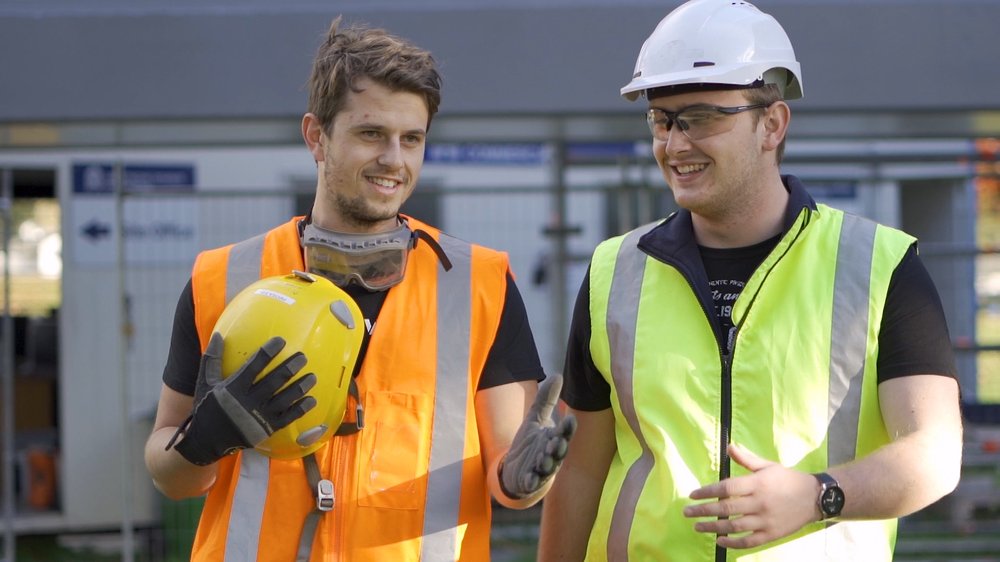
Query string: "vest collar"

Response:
xmin=638 ymin=174 xmax=816 ymax=265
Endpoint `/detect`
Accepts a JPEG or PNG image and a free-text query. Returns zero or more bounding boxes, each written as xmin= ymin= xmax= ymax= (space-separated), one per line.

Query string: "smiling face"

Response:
xmin=650 ymin=88 xmax=783 ymax=224
xmin=305 ymin=78 xmax=428 ymax=234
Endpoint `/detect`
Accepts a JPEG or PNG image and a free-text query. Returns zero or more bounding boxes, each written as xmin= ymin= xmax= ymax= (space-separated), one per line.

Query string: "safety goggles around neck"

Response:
xmin=302 ymin=222 xmax=417 ymax=291
xmin=302 ymin=219 xmax=453 ymax=292
xmin=645 ymin=102 xmax=772 ymax=141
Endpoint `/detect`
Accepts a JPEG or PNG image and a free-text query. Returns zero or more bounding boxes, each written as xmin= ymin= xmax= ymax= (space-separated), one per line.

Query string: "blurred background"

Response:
xmin=1 ymin=0 xmax=999 ymax=560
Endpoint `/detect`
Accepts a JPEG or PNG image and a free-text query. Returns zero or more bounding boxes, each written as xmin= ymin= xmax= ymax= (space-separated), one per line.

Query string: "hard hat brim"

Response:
xmin=621 ymin=62 xmax=802 ymax=102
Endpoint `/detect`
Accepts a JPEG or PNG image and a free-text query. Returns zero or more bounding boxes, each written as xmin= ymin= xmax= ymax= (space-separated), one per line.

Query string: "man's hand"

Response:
xmin=683 ymin=443 xmax=820 ymax=549
xmin=499 ymin=374 xmax=578 ymax=499
xmin=168 ymin=332 xmax=318 ymax=466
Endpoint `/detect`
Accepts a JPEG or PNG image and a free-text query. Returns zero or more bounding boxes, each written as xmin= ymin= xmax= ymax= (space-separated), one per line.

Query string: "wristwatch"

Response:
xmin=813 ymin=472 xmax=845 ymax=520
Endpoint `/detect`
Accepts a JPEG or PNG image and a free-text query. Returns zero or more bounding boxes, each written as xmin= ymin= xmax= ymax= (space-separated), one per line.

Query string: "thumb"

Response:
xmin=727 ymin=443 xmax=773 ymax=473
xmin=529 ymin=374 xmax=563 ymax=424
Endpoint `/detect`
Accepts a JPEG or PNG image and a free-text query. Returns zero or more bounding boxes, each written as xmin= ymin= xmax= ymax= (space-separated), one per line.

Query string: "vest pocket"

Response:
xmin=357 ymin=391 xmax=432 ymax=510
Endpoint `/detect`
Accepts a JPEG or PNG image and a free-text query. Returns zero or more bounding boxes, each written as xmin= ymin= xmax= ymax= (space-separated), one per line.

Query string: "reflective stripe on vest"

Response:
xmin=605 ymin=223 xmax=657 ymax=562
xmin=225 ymin=233 xmax=264 ymax=304
xmin=223 ymin=233 xmax=271 ymax=562
xmin=422 ymin=233 xmax=472 ymax=560
xmin=225 ymin=452 xmax=270 ymax=562
xmin=218 ymin=230 xmax=473 ymax=561
xmin=827 ymin=213 xmax=876 ymax=467
xmin=605 ymin=214 xmax=877 ymax=559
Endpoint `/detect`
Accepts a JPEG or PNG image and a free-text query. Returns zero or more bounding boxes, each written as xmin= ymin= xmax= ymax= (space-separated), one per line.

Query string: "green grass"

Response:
xmin=13 ymin=535 xmax=119 ymax=562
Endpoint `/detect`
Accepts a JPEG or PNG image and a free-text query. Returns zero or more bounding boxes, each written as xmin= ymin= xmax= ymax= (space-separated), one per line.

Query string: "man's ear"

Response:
xmin=302 ymin=113 xmax=326 ymax=163
xmin=760 ymin=101 xmax=790 ymax=153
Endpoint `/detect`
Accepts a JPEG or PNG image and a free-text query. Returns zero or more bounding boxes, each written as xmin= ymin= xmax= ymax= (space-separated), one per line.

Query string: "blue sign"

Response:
xmin=72 ymin=163 xmax=196 ymax=194
xmin=423 ymin=142 xmax=652 ymax=165
xmin=425 ymin=143 xmax=548 ymax=165
xmin=566 ymin=142 xmax=644 ymax=163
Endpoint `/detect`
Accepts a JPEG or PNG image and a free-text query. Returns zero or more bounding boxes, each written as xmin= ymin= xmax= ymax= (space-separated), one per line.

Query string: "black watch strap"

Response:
xmin=813 ymin=472 xmax=845 ymax=520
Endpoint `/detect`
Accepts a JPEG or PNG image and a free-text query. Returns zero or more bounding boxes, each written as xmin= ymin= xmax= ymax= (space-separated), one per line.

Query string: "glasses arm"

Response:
xmin=714 ymin=102 xmax=773 ymax=115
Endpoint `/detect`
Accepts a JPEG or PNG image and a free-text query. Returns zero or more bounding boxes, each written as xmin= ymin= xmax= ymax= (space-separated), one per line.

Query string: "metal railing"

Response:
xmin=2 ymin=168 xmax=15 ymax=562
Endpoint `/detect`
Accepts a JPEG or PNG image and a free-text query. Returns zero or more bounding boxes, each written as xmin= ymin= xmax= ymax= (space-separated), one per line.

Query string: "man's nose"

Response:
xmin=377 ymin=139 xmax=404 ymax=169
xmin=664 ymin=126 xmax=692 ymax=154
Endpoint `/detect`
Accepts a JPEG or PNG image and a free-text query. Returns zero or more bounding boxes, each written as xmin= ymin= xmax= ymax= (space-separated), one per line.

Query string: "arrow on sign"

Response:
xmin=81 ymin=219 xmax=111 ymax=241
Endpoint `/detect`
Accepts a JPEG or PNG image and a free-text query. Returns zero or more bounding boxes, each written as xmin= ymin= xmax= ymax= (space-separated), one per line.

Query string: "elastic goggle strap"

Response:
xmin=413 ymin=229 xmax=453 ymax=272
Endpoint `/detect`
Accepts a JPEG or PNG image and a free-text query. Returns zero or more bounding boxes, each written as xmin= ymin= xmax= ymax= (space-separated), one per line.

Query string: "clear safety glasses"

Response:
xmin=645 ymin=103 xmax=772 ymax=141
xmin=302 ymin=222 xmax=417 ymax=291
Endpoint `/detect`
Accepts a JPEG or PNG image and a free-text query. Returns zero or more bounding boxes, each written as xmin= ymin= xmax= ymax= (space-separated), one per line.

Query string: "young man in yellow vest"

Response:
xmin=144 ymin=18 xmax=575 ymax=561
xmin=538 ymin=1 xmax=962 ymax=560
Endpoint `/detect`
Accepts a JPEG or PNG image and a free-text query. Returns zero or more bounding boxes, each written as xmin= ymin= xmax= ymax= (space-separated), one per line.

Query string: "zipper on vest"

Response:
xmin=711 ymin=213 xmax=811 ymax=562
xmin=715 ymin=325 xmax=737 ymax=562
xmin=719 ymin=325 xmax=736 ymax=479
xmin=669 ymin=264 xmax=731 ymax=561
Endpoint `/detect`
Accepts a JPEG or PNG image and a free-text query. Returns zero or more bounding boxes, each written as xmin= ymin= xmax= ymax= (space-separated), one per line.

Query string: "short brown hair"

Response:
xmin=743 ymin=84 xmax=787 ymax=165
xmin=307 ymin=17 xmax=442 ymax=133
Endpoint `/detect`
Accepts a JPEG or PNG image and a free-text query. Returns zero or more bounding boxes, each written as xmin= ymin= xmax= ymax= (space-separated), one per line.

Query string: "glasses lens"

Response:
xmin=305 ymin=243 xmax=407 ymax=291
xmin=304 ymin=246 xmax=357 ymax=286
xmin=676 ymin=108 xmax=737 ymax=140
xmin=351 ymin=250 xmax=407 ymax=290
xmin=646 ymin=109 xmax=671 ymax=141
xmin=647 ymin=105 xmax=764 ymax=142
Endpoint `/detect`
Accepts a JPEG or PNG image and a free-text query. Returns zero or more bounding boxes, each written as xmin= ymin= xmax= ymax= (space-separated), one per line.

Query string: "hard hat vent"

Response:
xmin=296 ymin=425 xmax=329 ymax=447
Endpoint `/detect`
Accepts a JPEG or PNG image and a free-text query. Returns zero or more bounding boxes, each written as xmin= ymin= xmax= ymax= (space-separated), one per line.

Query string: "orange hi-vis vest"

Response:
xmin=189 ymin=216 xmax=510 ymax=561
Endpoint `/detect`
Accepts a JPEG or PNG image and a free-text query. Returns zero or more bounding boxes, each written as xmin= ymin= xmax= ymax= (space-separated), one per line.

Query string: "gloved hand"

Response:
xmin=499 ymin=374 xmax=577 ymax=499
xmin=168 ymin=332 xmax=317 ymax=466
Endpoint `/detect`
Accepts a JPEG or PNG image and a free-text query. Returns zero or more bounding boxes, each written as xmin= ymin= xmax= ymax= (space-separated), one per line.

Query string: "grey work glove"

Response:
xmin=499 ymin=374 xmax=577 ymax=499
xmin=168 ymin=332 xmax=317 ymax=466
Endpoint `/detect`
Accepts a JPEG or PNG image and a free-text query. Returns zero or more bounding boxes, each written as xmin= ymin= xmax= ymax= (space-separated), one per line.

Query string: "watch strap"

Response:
xmin=814 ymin=471 xmax=838 ymax=488
xmin=813 ymin=471 xmax=844 ymax=520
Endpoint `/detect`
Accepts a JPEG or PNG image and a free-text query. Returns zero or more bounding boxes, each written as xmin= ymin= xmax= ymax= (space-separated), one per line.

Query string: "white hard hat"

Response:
xmin=621 ymin=0 xmax=803 ymax=101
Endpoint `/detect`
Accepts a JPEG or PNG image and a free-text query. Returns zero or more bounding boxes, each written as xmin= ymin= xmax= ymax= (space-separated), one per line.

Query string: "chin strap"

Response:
xmin=295 ymin=378 xmax=363 ymax=561
xmin=334 ymin=378 xmax=364 ymax=436
xmin=297 ymin=453 xmax=332 ymax=562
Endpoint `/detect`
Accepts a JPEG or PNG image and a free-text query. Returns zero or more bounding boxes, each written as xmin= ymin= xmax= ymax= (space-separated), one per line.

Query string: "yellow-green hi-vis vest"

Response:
xmin=586 ymin=204 xmax=915 ymax=561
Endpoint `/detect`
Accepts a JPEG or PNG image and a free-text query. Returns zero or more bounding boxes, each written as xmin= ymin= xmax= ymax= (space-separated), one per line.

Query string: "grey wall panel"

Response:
xmin=782 ymin=3 xmax=999 ymax=112
xmin=0 ymin=2 xmax=998 ymax=122
xmin=0 ymin=13 xmax=322 ymax=121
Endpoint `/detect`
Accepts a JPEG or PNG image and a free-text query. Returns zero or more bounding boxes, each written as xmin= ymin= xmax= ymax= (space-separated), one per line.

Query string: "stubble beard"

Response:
xmin=333 ymin=191 xmax=398 ymax=230
xmin=670 ymin=169 xmax=748 ymax=225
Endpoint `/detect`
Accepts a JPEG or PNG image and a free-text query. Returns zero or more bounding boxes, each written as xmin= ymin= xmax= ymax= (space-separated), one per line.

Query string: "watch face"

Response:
xmin=820 ymin=486 xmax=845 ymax=517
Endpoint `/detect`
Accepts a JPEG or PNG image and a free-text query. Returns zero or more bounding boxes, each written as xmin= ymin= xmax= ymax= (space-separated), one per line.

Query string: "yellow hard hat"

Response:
xmin=212 ymin=270 xmax=363 ymax=460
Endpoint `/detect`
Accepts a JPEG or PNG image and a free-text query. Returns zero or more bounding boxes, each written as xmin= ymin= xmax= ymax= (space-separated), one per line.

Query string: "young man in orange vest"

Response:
xmin=145 ymin=17 xmax=575 ymax=561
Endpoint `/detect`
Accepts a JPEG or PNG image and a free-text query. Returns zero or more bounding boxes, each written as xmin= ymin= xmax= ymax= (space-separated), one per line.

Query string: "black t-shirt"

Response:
xmin=562 ymin=243 xmax=958 ymax=412
xmin=162 ymin=272 xmax=544 ymax=395
xmin=700 ymin=234 xmax=779 ymax=337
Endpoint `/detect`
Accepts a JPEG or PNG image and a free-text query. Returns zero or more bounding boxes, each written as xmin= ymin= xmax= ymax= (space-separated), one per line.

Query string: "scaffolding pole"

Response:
xmin=1 ymin=168 xmax=16 ymax=562
xmin=115 ymin=162 xmax=135 ymax=562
